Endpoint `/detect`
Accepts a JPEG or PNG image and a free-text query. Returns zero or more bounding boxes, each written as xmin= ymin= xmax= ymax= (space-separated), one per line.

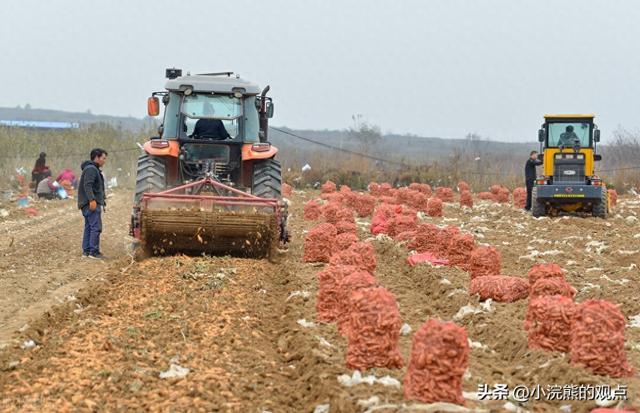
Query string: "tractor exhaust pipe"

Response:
xmin=259 ymin=85 xmax=271 ymax=143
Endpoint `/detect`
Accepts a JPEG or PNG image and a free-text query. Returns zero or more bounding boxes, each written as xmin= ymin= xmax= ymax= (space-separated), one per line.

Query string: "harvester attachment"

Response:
xmin=134 ymin=177 xmax=282 ymax=258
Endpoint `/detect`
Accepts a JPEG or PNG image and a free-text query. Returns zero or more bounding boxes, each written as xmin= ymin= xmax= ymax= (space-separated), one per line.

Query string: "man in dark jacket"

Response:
xmin=78 ymin=148 xmax=108 ymax=259
xmin=190 ymin=103 xmax=231 ymax=140
xmin=525 ymin=150 xmax=543 ymax=211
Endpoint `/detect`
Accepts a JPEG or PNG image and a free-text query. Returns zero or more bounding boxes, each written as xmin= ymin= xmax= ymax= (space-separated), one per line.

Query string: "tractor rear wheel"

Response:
xmin=531 ymin=186 xmax=546 ymax=217
xmin=134 ymin=154 xmax=167 ymax=204
xmin=252 ymin=158 xmax=282 ymax=199
xmin=592 ymin=187 xmax=608 ymax=218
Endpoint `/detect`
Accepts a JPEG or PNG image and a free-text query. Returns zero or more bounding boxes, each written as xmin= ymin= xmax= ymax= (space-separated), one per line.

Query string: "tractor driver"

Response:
xmin=558 ymin=125 xmax=579 ymax=147
xmin=191 ymin=102 xmax=231 ymax=140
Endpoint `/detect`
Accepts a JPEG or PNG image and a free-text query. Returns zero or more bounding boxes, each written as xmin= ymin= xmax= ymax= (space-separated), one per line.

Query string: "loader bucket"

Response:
xmin=137 ymin=178 xmax=280 ymax=258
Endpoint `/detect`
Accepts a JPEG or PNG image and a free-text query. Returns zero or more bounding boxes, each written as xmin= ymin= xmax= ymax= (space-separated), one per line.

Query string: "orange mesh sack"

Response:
xmin=335 ymin=220 xmax=357 ymax=235
xmin=524 ymin=295 xmax=575 ymax=352
xmin=570 ymin=300 xmax=634 ymax=377
xmin=336 ymin=208 xmax=355 ymax=224
xmin=371 ymin=203 xmax=396 ymax=235
xmin=282 ymin=182 xmax=293 ymax=197
xmin=447 ymin=233 xmax=475 ymax=270
xmin=395 ymin=230 xmax=416 ymax=243
xmin=340 ymin=185 xmax=351 ymax=193
xmin=410 ymin=223 xmax=440 ymax=253
xmin=303 ymin=223 xmax=337 ymax=263
xmin=316 ymin=265 xmax=358 ymax=322
xmin=330 ymin=242 xmax=376 ymax=273
xmin=405 ymin=190 xmax=429 ymax=212
xmin=527 ymin=263 xmax=564 ymax=286
xmin=345 ymin=287 xmax=404 ymax=370
xmin=336 ymin=271 xmax=377 ymax=335
xmin=378 ymin=183 xmax=393 ymax=197
xmin=457 ymin=181 xmax=470 ymax=192
xmin=469 ymin=275 xmax=529 ymax=302
xmin=409 ymin=182 xmax=432 ymax=196
xmin=352 ymin=193 xmax=376 ymax=218
xmin=435 ymin=187 xmax=454 ymax=202
xmin=403 ymin=319 xmax=469 ymax=404
xmin=495 ymin=187 xmax=510 ymax=203
xmin=320 ymin=192 xmax=343 ymax=204
xmin=459 ymin=190 xmax=473 ymax=208
xmin=334 ymin=232 xmax=359 ymax=253
xmin=435 ymin=225 xmax=460 ymax=256
xmin=530 ymin=278 xmax=576 ymax=299
xmin=427 ymin=197 xmax=443 ymax=217
xmin=304 ymin=200 xmax=322 ymax=221
xmin=368 ymin=182 xmax=381 ymax=196
xmin=321 ymin=203 xmax=340 ymax=224
xmin=389 ymin=214 xmax=418 ymax=238
xmin=608 ymin=189 xmax=618 ymax=207
xmin=468 ymin=246 xmax=501 ymax=279
xmin=478 ymin=191 xmax=495 ymax=201
xmin=321 ymin=180 xmax=337 ymax=193
xmin=513 ymin=187 xmax=526 ymax=209
xmin=394 ymin=187 xmax=414 ymax=205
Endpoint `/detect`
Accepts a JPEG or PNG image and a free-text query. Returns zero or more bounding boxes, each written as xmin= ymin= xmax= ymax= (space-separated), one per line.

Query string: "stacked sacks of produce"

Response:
xmin=447 ymin=233 xmax=476 ymax=270
xmin=490 ymin=185 xmax=510 ymax=203
xmin=524 ymin=295 xmax=576 ymax=352
xmin=387 ymin=207 xmax=418 ymax=238
xmin=371 ymin=203 xmax=397 ymax=235
xmin=336 ymin=270 xmax=378 ymax=335
xmin=409 ymin=182 xmax=432 ymax=196
xmin=410 ymin=223 xmax=440 ymax=253
xmin=426 ymin=197 xmax=443 ymax=217
xmin=316 ymin=265 xmax=358 ymax=322
xmin=320 ymin=191 xmax=343 ymax=204
xmin=527 ymin=263 xmax=564 ymax=285
xmin=570 ymin=300 xmax=634 ymax=377
xmin=608 ymin=189 xmax=618 ymax=207
xmin=334 ymin=233 xmax=359 ymax=253
xmin=394 ymin=187 xmax=414 ymax=206
xmin=459 ymin=190 xmax=473 ymax=208
xmin=512 ymin=187 xmax=527 ymax=209
xmin=405 ymin=190 xmax=429 ymax=212
xmin=303 ymin=223 xmax=337 ymax=263
xmin=345 ymin=286 xmax=404 ymax=370
xmin=351 ymin=193 xmax=376 ymax=218
xmin=369 ymin=182 xmax=394 ymax=198
xmin=282 ymin=182 xmax=293 ymax=198
xmin=330 ymin=241 xmax=377 ymax=273
xmin=469 ymin=275 xmax=530 ymax=302
xmin=321 ymin=180 xmax=337 ymax=193
xmin=304 ymin=200 xmax=322 ymax=221
xmin=435 ymin=187 xmax=454 ymax=202
xmin=468 ymin=246 xmax=501 ymax=279
xmin=432 ymin=225 xmax=460 ymax=256
xmin=477 ymin=192 xmax=495 ymax=201
xmin=457 ymin=181 xmax=470 ymax=193
xmin=404 ymin=319 xmax=469 ymax=404
xmin=529 ymin=277 xmax=576 ymax=299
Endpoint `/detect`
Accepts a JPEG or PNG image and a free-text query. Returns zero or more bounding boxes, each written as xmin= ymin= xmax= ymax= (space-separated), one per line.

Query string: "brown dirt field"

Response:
xmin=0 ymin=189 xmax=639 ymax=412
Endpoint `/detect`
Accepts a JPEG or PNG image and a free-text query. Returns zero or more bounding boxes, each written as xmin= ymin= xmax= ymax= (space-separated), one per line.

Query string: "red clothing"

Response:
xmin=57 ymin=169 xmax=76 ymax=183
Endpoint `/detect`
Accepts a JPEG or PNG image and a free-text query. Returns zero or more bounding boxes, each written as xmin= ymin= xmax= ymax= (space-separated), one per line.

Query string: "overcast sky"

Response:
xmin=1 ymin=0 xmax=639 ymax=142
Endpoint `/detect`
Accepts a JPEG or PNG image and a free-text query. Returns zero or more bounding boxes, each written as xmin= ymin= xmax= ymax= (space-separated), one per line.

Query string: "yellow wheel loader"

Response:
xmin=532 ymin=114 xmax=609 ymax=218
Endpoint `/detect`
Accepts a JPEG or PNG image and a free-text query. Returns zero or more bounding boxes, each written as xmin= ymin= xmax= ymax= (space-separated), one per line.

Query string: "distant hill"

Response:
xmin=0 ymin=106 xmax=154 ymax=131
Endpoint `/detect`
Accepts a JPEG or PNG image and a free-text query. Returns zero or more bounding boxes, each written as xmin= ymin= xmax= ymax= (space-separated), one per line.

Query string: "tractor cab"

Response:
xmin=144 ymin=69 xmax=276 ymax=188
xmin=531 ymin=114 xmax=608 ymax=217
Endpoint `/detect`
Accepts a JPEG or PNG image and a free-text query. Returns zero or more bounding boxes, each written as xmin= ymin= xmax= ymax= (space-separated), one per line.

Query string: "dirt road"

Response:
xmin=0 ymin=189 xmax=639 ymax=412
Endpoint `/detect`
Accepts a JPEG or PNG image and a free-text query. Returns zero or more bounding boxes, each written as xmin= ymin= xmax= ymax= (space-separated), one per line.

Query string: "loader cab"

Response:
xmin=537 ymin=114 xmax=601 ymax=184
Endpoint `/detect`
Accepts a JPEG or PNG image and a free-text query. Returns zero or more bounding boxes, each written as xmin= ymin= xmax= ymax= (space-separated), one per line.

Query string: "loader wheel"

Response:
xmin=134 ymin=154 xmax=167 ymax=204
xmin=252 ymin=158 xmax=282 ymax=199
xmin=531 ymin=187 xmax=546 ymax=217
xmin=592 ymin=187 xmax=608 ymax=219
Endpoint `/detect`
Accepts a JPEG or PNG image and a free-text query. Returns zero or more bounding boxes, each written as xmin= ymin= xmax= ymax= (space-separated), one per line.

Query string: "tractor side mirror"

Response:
xmin=538 ymin=128 xmax=545 ymax=142
xmin=538 ymin=154 xmax=544 ymax=162
xmin=147 ymin=96 xmax=160 ymax=117
xmin=594 ymin=129 xmax=601 ymax=142
xmin=594 ymin=154 xmax=602 ymax=161
xmin=266 ymin=101 xmax=274 ymax=118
